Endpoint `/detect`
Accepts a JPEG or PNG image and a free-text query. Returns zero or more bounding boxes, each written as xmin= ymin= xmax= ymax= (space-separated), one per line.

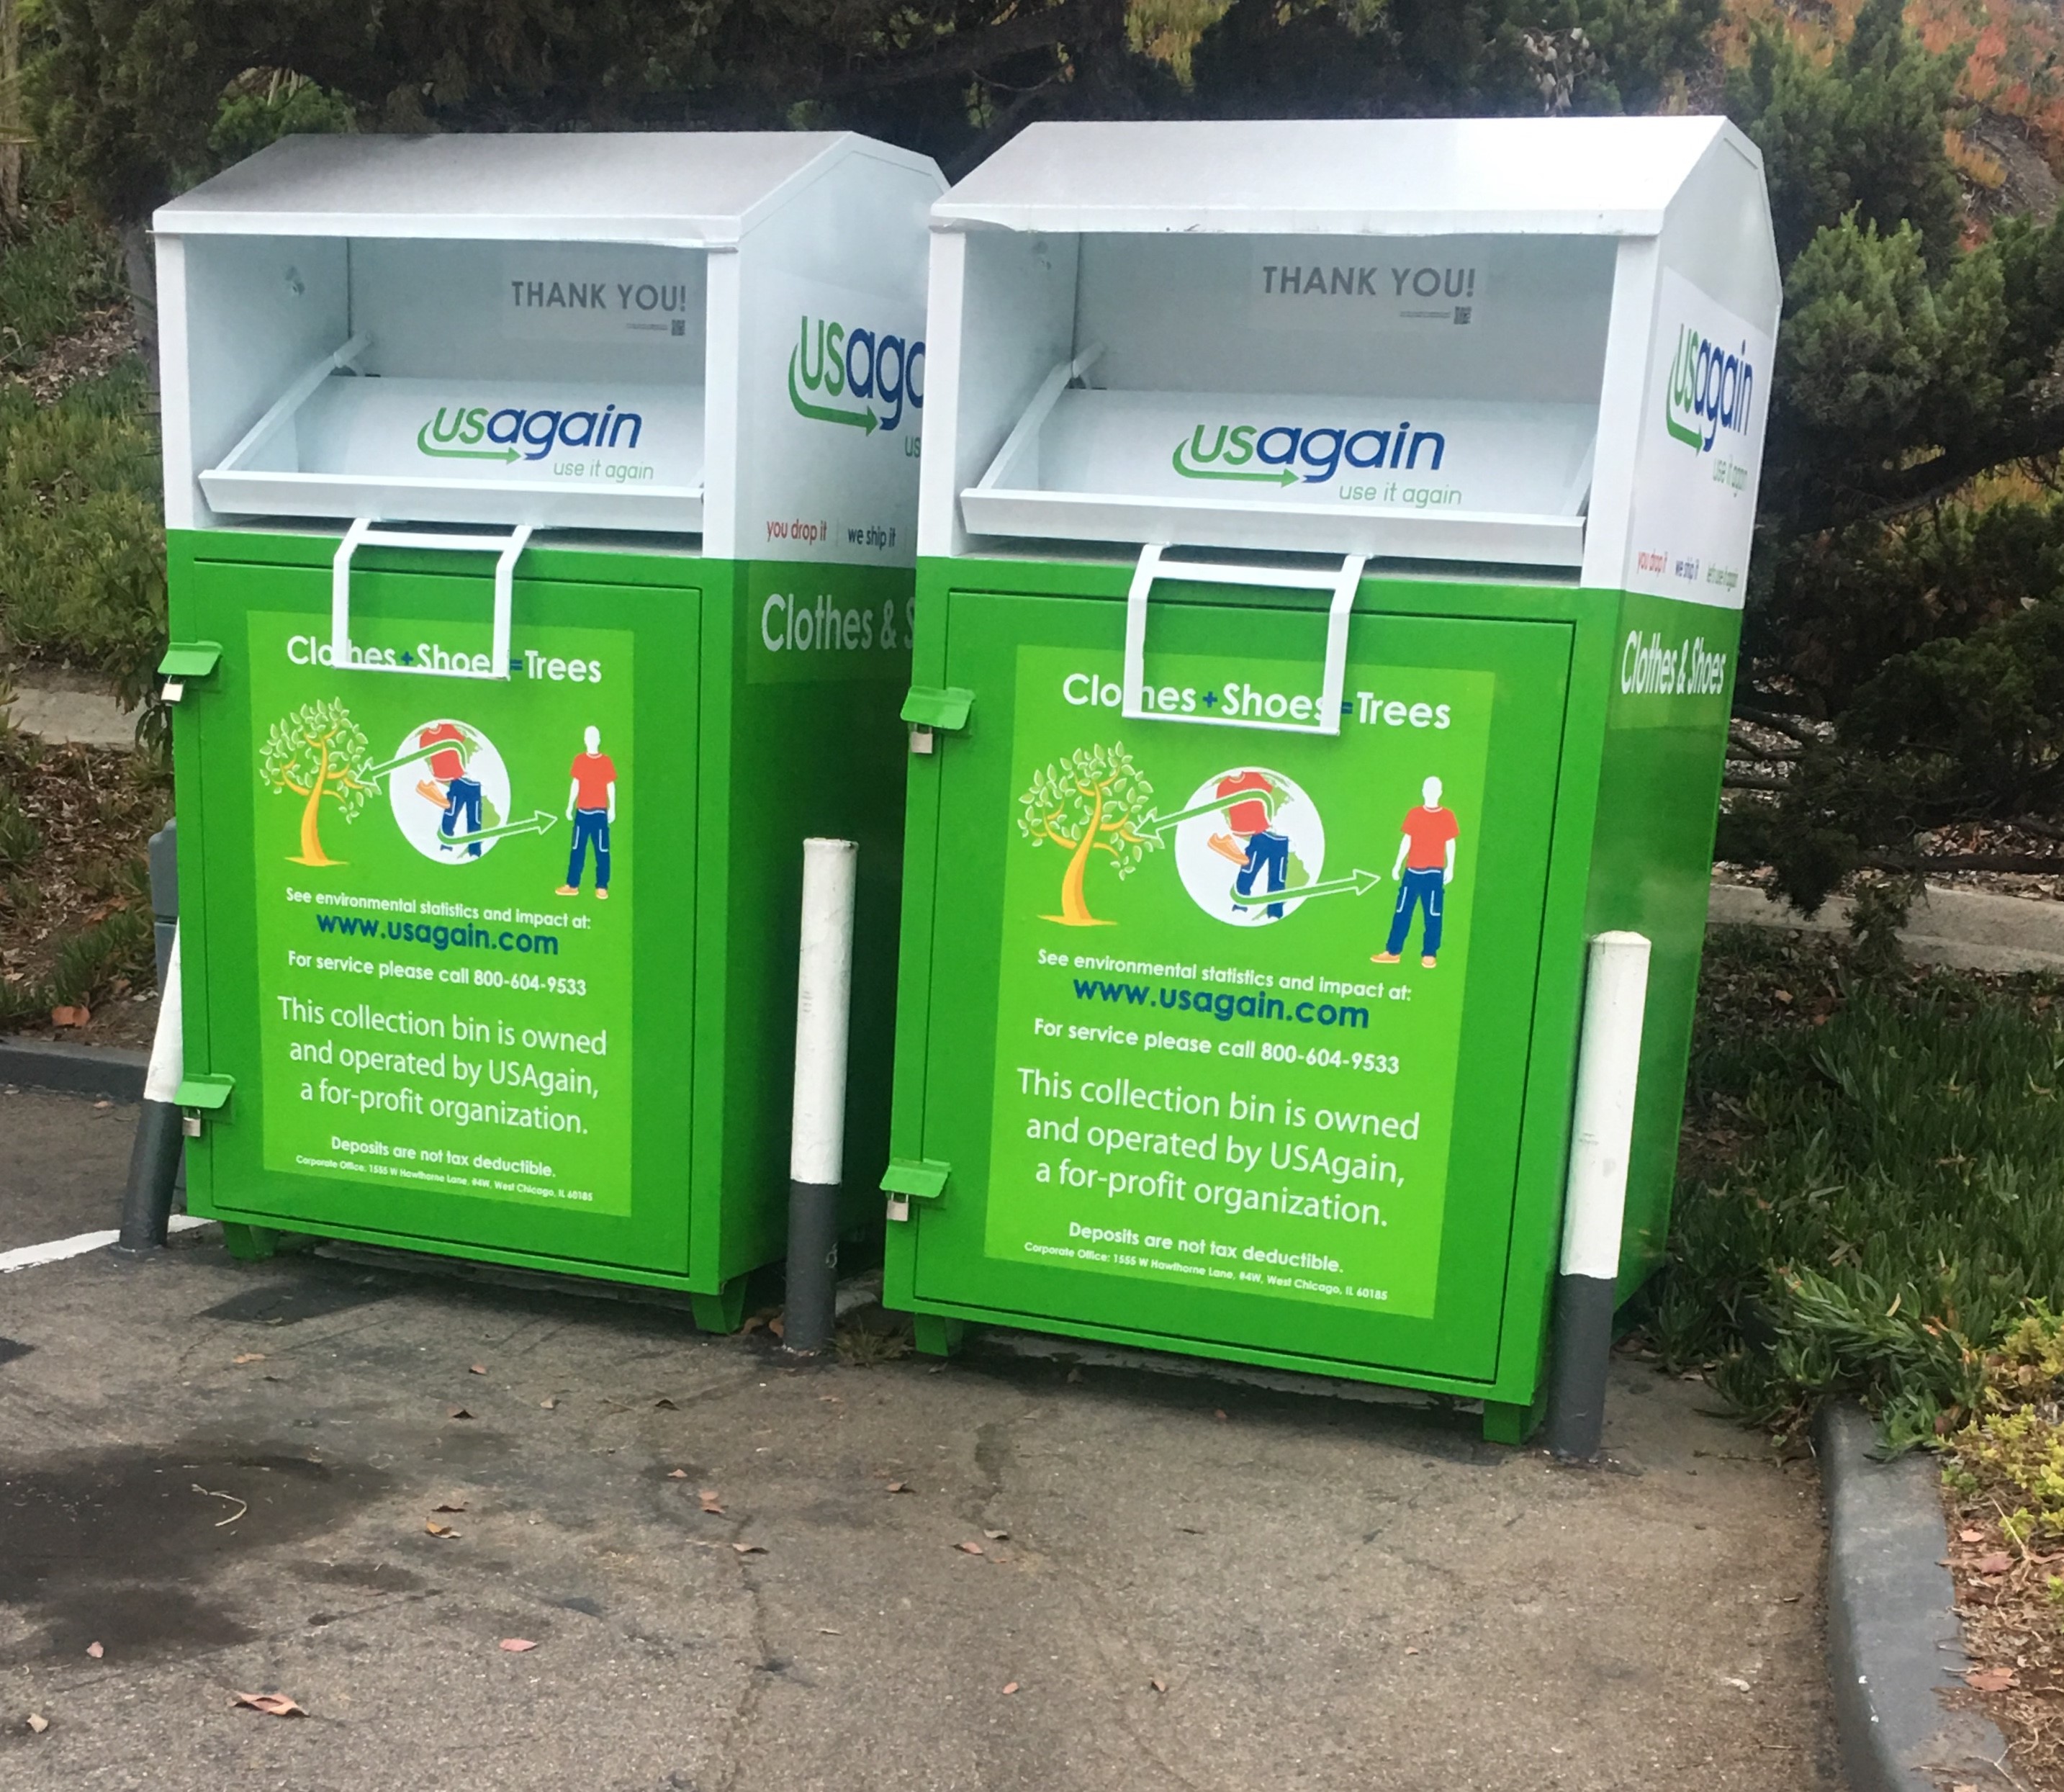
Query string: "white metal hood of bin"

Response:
xmin=153 ymin=131 xmax=944 ymax=540
xmin=932 ymin=117 xmax=1739 ymax=239
xmin=924 ymin=117 xmax=1779 ymax=577
xmin=153 ymin=130 xmax=906 ymax=246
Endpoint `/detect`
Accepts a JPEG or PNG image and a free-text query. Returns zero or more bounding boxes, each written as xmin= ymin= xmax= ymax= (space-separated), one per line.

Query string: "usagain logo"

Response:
xmin=1664 ymin=324 xmax=1755 ymax=454
xmin=1172 ymin=420 xmax=1448 ymax=490
xmin=788 ymin=315 xmax=924 ymax=436
xmin=417 ymin=403 xmax=645 ymax=464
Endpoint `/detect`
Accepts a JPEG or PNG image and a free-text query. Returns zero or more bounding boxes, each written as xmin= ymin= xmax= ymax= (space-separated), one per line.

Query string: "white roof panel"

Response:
xmin=155 ymin=130 xmax=934 ymax=246
xmin=935 ymin=117 xmax=1757 ymax=237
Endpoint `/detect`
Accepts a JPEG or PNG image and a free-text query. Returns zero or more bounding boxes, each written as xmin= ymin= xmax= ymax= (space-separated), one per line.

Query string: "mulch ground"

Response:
xmin=1942 ymin=1487 xmax=2064 ymax=1786
xmin=0 ymin=730 xmax=167 ymax=1050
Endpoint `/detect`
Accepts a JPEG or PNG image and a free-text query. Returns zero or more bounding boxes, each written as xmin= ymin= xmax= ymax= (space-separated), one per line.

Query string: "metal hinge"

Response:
xmin=880 ymin=1157 xmax=950 ymax=1223
xmin=173 ymin=1073 xmax=235 ymax=1137
xmin=900 ymin=686 xmax=973 ymax=756
xmin=158 ymin=641 xmax=222 ymax=706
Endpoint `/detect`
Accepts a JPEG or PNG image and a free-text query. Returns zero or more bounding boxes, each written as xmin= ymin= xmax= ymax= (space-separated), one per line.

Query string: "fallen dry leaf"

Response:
xmin=498 ymin=1639 xmax=538 ymax=1654
xmin=233 ymin=1353 xmax=265 ymax=1365
xmin=432 ymin=1499 xmax=467 ymax=1513
xmin=469 ymin=1365 xmax=487 ymax=1376
xmin=654 ymin=1397 xmax=678 ymax=1410
xmin=1150 ymin=1678 xmax=1166 ymax=1694
xmin=768 ymin=1317 xmax=786 ymax=1341
xmin=50 ymin=1005 xmax=89 ymax=1028
xmin=425 ymin=1519 xmax=459 ymax=1539
xmin=1404 ymin=1647 xmax=1420 ymax=1657
xmin=539 ymin=1398 xmax=557 ymax=1410
xmin=955 ymin=1541 xmax=985 ymax=1557
xmin=1212 ymin=1410 xmax=1228 ymax=1423
xmin=699 ymin=1491 xmax=725 ymax=1515
xmin=983 ymin=1528 xmax=1009 ymax=1541
xmin=1977 ymin=1552 xmax=2014 ymax=1575
xmin=1960 ymin=1528 xmax=1986 ymax=1544
xmin=230 ymin=1692 xmax=305 ymax=1717
xmin=667 ymin=1469 xmax=688 ymax=1479
xmin=26 ymin=1714 xmax=48 ymax=1734
xmin=1001 ymin=1681 xmax=1019 ymax=1696
xmin=1966 ymin=1665 xmax=2016 ymax=1693
xmin=448 ymin=1407 xmax=474 ymax=1420
xmin=741 ymin=1315 xmax=765 ymax=1336
xmin=732 ymin=1542 xmax=767 ymax=1556
xmin=886 ymin=1481 xmax=910 ymax=1494
xmin=86 ymin=1642 xmax=103 ymax=1660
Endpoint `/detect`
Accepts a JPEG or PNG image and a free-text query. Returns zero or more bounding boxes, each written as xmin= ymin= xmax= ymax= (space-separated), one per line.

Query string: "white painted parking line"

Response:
xmin=0 ymin=1214 xmax=212 ymax=1274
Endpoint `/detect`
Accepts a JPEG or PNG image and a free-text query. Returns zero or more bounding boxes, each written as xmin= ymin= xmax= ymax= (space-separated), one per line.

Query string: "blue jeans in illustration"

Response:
xmin=567 ymin=808 xmax=611 ymax=891
xmin=1236 ymin=830 xmax=1291 ymax=918
xmin=1386 ymin=867 xmax=1446 ymax=958
xmin=440 ymin=776 xmax=483 ymax=856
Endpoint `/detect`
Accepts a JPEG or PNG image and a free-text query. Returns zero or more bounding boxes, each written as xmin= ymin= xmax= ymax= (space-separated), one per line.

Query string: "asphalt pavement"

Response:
xmin=0 ymin=1085 xmax=1841 ymax=1791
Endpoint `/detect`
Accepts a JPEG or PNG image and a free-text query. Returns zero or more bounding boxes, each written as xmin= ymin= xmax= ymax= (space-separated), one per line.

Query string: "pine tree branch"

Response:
xmin=818 ymin=5 xmax=1089 ymax=99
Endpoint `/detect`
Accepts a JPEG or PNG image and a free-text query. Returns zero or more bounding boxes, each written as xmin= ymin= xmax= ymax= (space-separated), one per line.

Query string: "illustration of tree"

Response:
xmin=1017 ymin=742 xmax=1160 ymax=927
xmin=261 ymin=699 xmax=374 ymax=866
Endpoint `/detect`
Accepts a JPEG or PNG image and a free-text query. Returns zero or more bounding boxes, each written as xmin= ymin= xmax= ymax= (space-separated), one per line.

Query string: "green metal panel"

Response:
xmin=886 ymin=561 xmax=1585 ymax=1392
xmin=168 ymin=529 xmax=910 ymax=1300
xmin=1585 ymin=592 xmax=1741 ymax=1291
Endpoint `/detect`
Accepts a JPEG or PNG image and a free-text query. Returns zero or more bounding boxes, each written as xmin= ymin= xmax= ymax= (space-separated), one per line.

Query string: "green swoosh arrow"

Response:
xmin=1171 ymin=441 xmax=1301 ymax=486
xmin=416 ymin=422 xmax=521 ymax=461
xmin=788 ymin=348 xmax=878 ymax=433
xmin=1143 ymin=792 xmax=1271 ymax=837
xmin=441 ymin=809 xmax=559 ymax=849
xmin=1230 ymin=868 xmax=1382 ymax=907
xmin=363 ymin=725 xmax=489 ymax=782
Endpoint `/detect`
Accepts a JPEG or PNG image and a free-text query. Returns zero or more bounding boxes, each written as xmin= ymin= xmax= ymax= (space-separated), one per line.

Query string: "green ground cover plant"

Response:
xmin=1643 ymin=928 xmax=2064 ymax=1449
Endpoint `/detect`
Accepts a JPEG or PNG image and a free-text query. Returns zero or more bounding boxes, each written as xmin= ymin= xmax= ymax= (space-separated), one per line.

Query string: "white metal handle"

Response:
xmin=330 ymin=519 xmax=533 ymax=680
xmin=1121 ymin=544 xmax=1365 ymax=735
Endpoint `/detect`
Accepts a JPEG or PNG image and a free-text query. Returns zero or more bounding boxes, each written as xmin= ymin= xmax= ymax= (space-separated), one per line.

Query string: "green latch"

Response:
xmin=173 ymin=1073 xmax=234 ymax=1138
xmin=158 ymin=641 xmax=222 ymax=703
xmin=901 ymin=687 xmax=973 ymax=731
xmin=881 ymin=1156 xmax=950 ymax=1221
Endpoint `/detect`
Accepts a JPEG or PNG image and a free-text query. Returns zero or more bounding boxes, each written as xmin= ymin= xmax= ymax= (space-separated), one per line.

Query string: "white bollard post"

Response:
xmin=117 ymin=926 xmax=186 ymax=1251
xmin=784 ymin=839 xmax=857 ymax=1354
xmin=1546 ymin=930 xmax=1651 ymax=1460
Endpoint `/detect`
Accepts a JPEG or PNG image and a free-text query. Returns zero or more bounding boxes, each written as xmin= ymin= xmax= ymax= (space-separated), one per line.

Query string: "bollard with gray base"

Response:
xmin=783 ymin=838 xmax=857 ymax=1356
xmin=1544 ymin=930 xmax=1651 ymax=1462
xmin=116 ymin=927 xmax=185 ymax=1252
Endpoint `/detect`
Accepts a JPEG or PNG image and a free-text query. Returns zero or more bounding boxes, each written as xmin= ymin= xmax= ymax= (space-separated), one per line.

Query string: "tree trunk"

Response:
xmin=119 ymin=219 xmax=159 ymax=395
xmin=0 ymin=0 xmax=21 ymax=228
xmin=1048 ymin=788 xmax=1110 ymax=925
xmin=294 ymin=748 xmax=338 ymax=865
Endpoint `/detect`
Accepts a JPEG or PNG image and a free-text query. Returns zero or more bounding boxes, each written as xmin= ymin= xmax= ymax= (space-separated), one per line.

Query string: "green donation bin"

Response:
xmin=881 ymin=119 xmax=1778 ymax=1433
xmin=154 ymin=132 xmax=942 ymax=1328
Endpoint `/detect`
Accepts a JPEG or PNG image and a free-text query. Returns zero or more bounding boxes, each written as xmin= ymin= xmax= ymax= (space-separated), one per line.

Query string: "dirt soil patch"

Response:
xmin=0 ymin=728 xmax=167 ymax=1049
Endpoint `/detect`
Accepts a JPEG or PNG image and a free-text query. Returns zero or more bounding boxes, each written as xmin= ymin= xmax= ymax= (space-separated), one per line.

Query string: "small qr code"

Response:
xmin=672 ymin=318 xmax=686 ymax=337
xmin=1453 ymin=305 xmax=1472 ymax=325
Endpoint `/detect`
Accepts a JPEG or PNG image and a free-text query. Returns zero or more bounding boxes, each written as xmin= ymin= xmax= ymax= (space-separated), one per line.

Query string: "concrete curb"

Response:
xmin=0 ymin=1036 xmax=147 ymax=1101
xmin=1816 ymin=1402 xmax=2011 ymax=1790
xmin=1711 ymin=881 xmax=2064 ymax=975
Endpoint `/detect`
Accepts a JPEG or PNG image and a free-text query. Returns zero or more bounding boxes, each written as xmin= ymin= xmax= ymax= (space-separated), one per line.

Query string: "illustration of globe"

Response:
xmin=387 ymin=719 xmax=513 ymax=863
xmin=1171 ymin=767 xmax=1325 ymax=928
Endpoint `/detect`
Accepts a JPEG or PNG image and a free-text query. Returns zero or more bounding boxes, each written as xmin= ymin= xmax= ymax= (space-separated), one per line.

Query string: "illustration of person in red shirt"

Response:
xmin=1373 ymin=775 xmax=1459 ymax=968
xmin=1209 ymin=769 xmax=1290 ymax=919
xmin=557 ymin=726 xmax=618 ymax=899
xmin=413 ymin=719 xmax=483 ymax=857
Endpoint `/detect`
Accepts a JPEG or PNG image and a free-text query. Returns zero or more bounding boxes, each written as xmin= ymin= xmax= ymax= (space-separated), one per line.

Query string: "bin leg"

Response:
xmin=1482 ymin=1392 xmax=1546 ymax=1446
xmin=912 ymin=1314 xmax=964 ymax=1359
xmin=220 ymin=1223 xmax=278 ymax=1263
xmin=692 ymin=1278 xmax=748 ymax=1335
